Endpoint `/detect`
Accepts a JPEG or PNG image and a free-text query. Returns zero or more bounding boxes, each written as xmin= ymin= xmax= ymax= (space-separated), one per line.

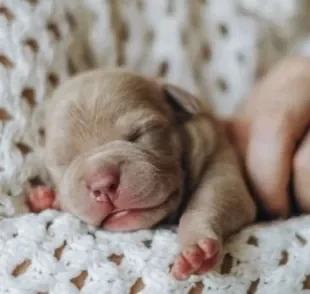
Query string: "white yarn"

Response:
xmin=1 ymin=211 xmax=310 ymax=294
xmin=1 ymin=0 xmax=310 ymax=293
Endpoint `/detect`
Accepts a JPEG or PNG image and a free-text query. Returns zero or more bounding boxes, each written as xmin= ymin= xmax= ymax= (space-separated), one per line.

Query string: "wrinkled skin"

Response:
xmin=28 ymin=69 xmax=256 ymax=280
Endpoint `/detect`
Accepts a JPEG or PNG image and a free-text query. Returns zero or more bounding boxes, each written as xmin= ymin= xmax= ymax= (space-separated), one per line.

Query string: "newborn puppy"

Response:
xmin=29 ymin=69 xmax=256 ymax=280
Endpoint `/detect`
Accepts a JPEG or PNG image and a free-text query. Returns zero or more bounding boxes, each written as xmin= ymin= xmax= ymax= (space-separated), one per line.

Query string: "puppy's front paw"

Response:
xmin=28 ymin=186 xmax=56 ymax=212
xmin=171 ymin=238 xmax=221 ymax=280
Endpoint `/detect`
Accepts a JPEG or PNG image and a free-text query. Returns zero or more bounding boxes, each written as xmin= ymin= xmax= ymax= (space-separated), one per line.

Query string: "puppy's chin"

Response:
xmin=58 ymin=187 xmax=181 ymax=230
xmin=101 ymin=189 xmax=181 ymax=231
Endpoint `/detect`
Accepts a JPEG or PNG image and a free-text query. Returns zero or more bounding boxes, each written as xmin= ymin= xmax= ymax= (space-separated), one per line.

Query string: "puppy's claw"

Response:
xmin=171 ymin=238 xmax=220 ymax=280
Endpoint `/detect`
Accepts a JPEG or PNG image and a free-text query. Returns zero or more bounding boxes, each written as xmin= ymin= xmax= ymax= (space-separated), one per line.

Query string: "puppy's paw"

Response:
xmin=28 ymin=186 xmax=56 ymax=213
xmin=171 ymin=238 xmax=221 ymax=280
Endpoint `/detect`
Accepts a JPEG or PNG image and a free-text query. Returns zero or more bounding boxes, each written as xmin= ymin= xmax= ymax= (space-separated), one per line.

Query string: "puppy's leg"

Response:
xmin=28 ymin=186 xmax=58 ymax=212
xmin=171 ymin=136 xmax=256 ymax=280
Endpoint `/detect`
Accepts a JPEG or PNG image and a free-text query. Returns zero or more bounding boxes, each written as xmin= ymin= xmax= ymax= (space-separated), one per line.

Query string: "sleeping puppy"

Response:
xmin=28 ymin=69 xmax=256 ymax=280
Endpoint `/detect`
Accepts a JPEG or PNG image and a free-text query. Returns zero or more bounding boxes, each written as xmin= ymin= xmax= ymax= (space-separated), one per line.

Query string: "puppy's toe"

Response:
xmin=198 ymin=239 xmax=219 ymax=259
xmin=171 ymin=254 xmax=194 ymax=280
xmin=171 ymin=238 xmax=221 ymax=280
xmin=196 ymin=253 xmax=218 ymax=275
xmin=28 ymin=186 xmax=55 ymax=212
xmin=184 ymin=244 xmax=205 ymax=269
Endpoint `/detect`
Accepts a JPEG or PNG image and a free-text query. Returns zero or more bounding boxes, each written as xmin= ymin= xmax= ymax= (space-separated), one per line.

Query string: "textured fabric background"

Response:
xmin=70 ymin=0 xmax=310 ymax=115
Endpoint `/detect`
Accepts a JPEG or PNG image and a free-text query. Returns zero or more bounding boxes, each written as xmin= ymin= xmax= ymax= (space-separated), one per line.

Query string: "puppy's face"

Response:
xmin=45 ymin=70 xmax=193 ymax=231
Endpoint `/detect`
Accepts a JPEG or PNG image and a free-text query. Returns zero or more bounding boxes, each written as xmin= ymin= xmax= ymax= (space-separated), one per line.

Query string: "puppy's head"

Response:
xmin=45 ymin=69 xmax=204 ymax=231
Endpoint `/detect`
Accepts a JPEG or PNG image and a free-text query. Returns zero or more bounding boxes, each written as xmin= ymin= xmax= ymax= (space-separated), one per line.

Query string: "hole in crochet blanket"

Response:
xmin=136 ymin=0 xmax=144 ymax=11
xmin=166 ymin=0 xmax=175 ymax=14
xmin=255 ymin=61 xmax=266 ymax=81
xmin=24 ymin=39 xmax=39 ymax=53
xmin=47 ymin=22 xmax=61 ymax=40
xmin=216 ymin=77 xmax=228 ymax=93
xmin=247 ymin=235 xmax=258 ymax=247
xmin=87 ymin=232 xmax=96 ymax=239
xmin=83 ymin=45 xmax=96 ymax=68
xmin=168 ymin=263 xmax=174 ymax=273
xmin=130 ymin=278 xmax=145 ymax=294
xmin=71 ymin=270 xmax=88 ymax=290
xmin=180 ymin=29 xmax=188 ymax=46
xmin=0 ymin=55 xmax=14 ymax=68
xmin=66 ymin=12 xmax=77 ymax=30
xmin=142 ymin=239 xmax=152 ymax=248
xmin=158 ymin=61 xmax=169 ymax=77
xmin=46 ymin=221 xmax=53 ymax=230
xmin=189 ymin=281 xmax=204 ymax=294
xmin=220 ymin=253 xmax=233 ymax=274
xmin=296 ymin=233 xmax=307 ymax=246
xmin=0 ymin=6 xmax=15 ymax=21
xmin=145 ymin=29 xmax=155 ymax=44
xmin=67 ymin=58 xmax=78 ymax=75
xmin=201 ymin=43 xmax=212 ymax=62
xmin=117 ymin=52 xmax=125 ymax=67
xmin=193 ymin=67 xmax=202 ymax=84
xmin=12 ymin=259 xmax=31 ymax=277
xmin=237 ymin=52 xmax=246 ymax=64
xmin=16 ymin=142 xmax=32 ymax=156
xmin=38 ymin=128 xmax=46 ymax=144
xmin=247 ymin=278 xmax=260 ymax=294
xmin=108 ymin=254 xmax=124 ymax=265
xmin=303 ymin=275 xmax=310 ymax=289
xmin=218 ymin=23 xmax=229 ymax=37
xmin=48 ymin=72 xmax=60 ymax=88
xmin=39 ymin=128 xmax=45 ymax=137
xmin=272 ymin=35 xmax=286 ymax=52
xmin=21 ymin=87 xmax=36 ymax=107
xmin=54 ymin=242 xmax=66 ymax=260
xmin=279 ymin=250 xmax=288 ymax=265
xmin=0 ymin=108 xmax=12 ymax=120
xmin=26 ymin=0 xmax=38 ymax=5
xmin=120 ymin=21 xmax=129 ymax=42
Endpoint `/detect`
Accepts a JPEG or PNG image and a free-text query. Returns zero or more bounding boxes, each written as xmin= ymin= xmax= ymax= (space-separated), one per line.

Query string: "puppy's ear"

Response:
xmin=162 ymin=83 xmax=218 ymax=186
xmin=163 ymin=84 xmax=206 ymax=122
xmin=163 ymin=84 xmax=203 ymax=114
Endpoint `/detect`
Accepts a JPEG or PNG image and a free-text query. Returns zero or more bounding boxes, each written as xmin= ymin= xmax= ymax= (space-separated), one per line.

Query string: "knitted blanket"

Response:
xmin=1 ymin=0 xmax=310 ymax=293
xmin=2 ymin=210 xmax=310 ymax=294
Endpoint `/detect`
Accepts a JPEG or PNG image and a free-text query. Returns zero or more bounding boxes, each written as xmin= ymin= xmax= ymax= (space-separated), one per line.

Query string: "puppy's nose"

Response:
xmin=88 ymin=169 xmax=120 ymax=202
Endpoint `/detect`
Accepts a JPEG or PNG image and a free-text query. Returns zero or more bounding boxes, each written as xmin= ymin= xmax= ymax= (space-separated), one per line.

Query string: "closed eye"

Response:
xmin=127 ymin=129 xmax=142 ymax=142
xmin=126 ymin=124 xmax=166 ymax=143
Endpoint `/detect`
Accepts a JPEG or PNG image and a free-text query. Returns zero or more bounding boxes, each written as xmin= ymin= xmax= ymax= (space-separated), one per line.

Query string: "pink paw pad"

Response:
xmin=171 ymin=239 xmax=220 ymax=280
xmin=28 ymin=186 xmax=56 ymax=213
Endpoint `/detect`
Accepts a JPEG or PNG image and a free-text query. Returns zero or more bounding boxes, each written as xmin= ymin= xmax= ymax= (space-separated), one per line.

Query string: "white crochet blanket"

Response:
xmin=0 ymin=0 xmax=310 ymax=293
xmin=2 ymin=210 xmax=310 ymax=294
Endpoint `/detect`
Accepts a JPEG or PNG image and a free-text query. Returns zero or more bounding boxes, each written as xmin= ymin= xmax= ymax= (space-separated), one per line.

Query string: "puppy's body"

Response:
xmin=31 ymin=69 xmax=256 ymax=279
